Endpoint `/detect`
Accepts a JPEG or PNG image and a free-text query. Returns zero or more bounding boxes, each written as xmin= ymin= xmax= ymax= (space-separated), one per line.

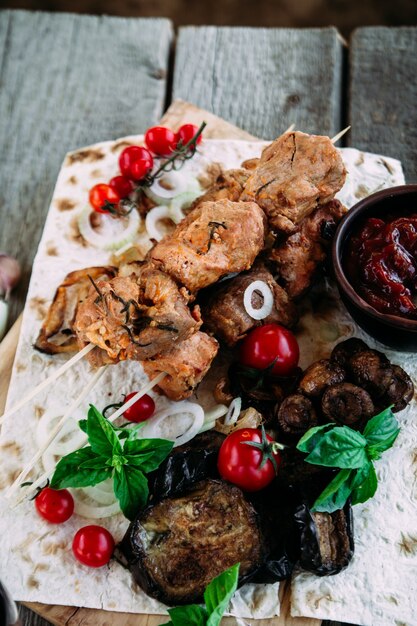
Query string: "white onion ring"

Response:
xmin=138 ymin=401 xmax=204 ymax=447
xmin=82 ymin=480 xmax=116 ymax=505
xmin=243 ymin=280 xmax=274 ymax=320
xmin=145 ymin=205 xmax=173 ymax=241
xmin=169 ymin=189 xmax=202 ymax=223
xmin=145 ymin=171 xmax=188 ymax=202
xmin=224 ymin=397 xmax=242 ymax=426
xmin=204 ymin=404 xmax=228 ymax=423
xmin=70 ymin=490 xmax=120 ymax=519
xmin=78 ymin=206 xmax=140 ymax=251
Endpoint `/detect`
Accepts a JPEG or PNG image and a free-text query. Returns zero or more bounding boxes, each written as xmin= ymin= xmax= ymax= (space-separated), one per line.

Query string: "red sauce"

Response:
xmin=344 ymin=215 xmax=417 ymax=319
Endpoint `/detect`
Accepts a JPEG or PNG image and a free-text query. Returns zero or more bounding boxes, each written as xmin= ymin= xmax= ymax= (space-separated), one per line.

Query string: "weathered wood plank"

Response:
xmin=349 ymin=26 xmax=417 ymax=182
xmin=172 ymin=26 xmax=344 ymax=140
xmin=0 ymin=10 xmax=173 ymax=329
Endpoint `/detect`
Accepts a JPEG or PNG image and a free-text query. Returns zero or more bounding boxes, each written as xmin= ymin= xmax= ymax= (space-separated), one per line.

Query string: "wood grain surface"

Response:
xmin=173 ymin=26 xmax=344 ymax=139
xmin=0 ymin=10 xmax=173 ymax=330
xmin=348 ymin=26 xmax=417 ymax=182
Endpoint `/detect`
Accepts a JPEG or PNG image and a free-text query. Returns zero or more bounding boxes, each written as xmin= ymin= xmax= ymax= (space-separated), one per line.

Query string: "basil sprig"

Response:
xmin=50 ymin=405 xmax=174 ymax=520
xmin=162 ymin=563 xmax=240 ymax=626
xmin=296 ymin=407 xmax=400 ymax=513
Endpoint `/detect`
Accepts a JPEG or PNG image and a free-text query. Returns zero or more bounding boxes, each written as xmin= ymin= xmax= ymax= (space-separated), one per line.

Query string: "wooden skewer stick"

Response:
xmin=6 ymin=365 xmax=108 ymax=499
xmin=331 ymin=126 xmax=351 ymax=144
xmin=9 ymin=371 xmax=167 ymax=507
xmin=284 ymin=123 xmax=295 ymax=133
xmin=0 ymin=343 xmax=95 ymax=424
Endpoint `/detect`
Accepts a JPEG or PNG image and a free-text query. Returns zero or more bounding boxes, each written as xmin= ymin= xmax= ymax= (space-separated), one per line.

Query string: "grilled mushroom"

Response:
xmin=330 ymin=337 xmax=368 ymax=368
xmin=380 ymin=364 xmax=414 ymax=412
xmin=298 ymin=359 xmax=346 ymax=398
xmin=276 ymin=394 xmax=318 ymax=438
xmin=321 ymin=382 xmax=375 ymax=429
xmin=348 ymin=349 xmax=393 ymax=399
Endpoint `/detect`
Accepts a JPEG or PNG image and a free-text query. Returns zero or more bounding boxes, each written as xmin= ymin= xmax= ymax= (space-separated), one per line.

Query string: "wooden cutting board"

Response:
xmin=0 ymin=100 xmax=320 ymax=626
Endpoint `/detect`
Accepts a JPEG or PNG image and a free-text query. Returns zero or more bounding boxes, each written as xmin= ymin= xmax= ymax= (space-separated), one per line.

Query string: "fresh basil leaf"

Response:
xmin=297 ymin=424 xmax=334 ymax=454
xmin=204 ymin=563 xmax=240 ymax=626
xmin=167 ymin=604 xmax=208 ymax=626
xmin=311 ymin=468 xmax=353 ymax=513
xmin=87 ymin=404 xmax=122 ymax=457
xmin=123 ymin=437 xmax=174 ymax=473
xmin=51 ymin=447 xmax=111 ymax=489
xmin=79 ymin=455 xmax=109 ymax=470
xmin=78 ymin=419 xmax=88 ymax=433
xmin=363 ymin=407 xmax=400 ymax=453
xmin=349 ymin=462 xmax=378 ymax=505
xmin=113 ymin=465 xmax=149 ymax=520
xmin=305 ymin=427 xmax=368 ymax=468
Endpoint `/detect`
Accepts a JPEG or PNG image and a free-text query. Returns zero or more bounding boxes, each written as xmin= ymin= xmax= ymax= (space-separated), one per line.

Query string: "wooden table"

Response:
xmin=0 ymin=10 xmax=416 ymax=626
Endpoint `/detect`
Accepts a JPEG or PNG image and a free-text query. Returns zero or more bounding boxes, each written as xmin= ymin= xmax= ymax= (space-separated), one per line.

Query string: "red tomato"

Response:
xmin=72 ymin=525 xmax=115 ymax=568
xmin=35 ymin=487 xmax=74 ymax=524
xmin=123 ymin=392 xmax=155 ymax=423
xmin=176 ymin=124 xmax=203 ymax=148
xmin=119 ymin=146 xmax=153 ymax=181
xmin=217 ymin=428 xmax=282 ymax=491
xmin=145 ymin=126 xmax=177 ymax=156
xmin=109 ymin=175 xmax=133 ymax=199
xmin=239 ymin=323 xmax=299 ymax=377
xmin=89 ymin=184 xmax=120 ymax=213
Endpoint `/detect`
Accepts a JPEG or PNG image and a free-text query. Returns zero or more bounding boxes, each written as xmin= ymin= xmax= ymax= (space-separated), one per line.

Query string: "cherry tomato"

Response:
xmin=217 ymin=428 xmax=281 ymax=491
xmin=123 ymin=392 xmax=155 ymax=423
xmin=119 ymin=146 xmax=153 ymax=181
xmin=109 ymin=175 xmax=134 ymax=199
xmin=72 ymin=525 xmax=115 ymax=568
xmin=176 ymin=124 xmax=203 ymax=148
xmin=35 ymin=487 xmax=74 ymax=524
xmin=145 ymin=126 xmax=177 ymax=156
xmin=89 ymin=184 xmax=120 ymax=214
xmin=239 ymin=323 xmax=299 ymax=377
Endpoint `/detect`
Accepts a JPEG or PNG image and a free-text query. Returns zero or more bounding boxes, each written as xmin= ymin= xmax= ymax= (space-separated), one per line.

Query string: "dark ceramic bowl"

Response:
xmin=332 ymin=184 xmax=417 ymax=351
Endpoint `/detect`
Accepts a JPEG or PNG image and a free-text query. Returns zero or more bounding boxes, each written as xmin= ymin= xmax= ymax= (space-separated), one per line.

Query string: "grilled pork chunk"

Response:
xmin=241 ymin=131 xmax=346 ymax=234
xmin=74 ymin=264 xmax=201 ymax=363
xmin=192 ymin=168 xmax=251 ymax=207
xmin=142 ymin=331 xmax=218 ymax=400
xmin=115 ymin=479 xmax=263 ymax=605
xmin=202 ymin=261 xmax=297 ymax=345
xmin=149 ymin=199 xmax=266 ymax=293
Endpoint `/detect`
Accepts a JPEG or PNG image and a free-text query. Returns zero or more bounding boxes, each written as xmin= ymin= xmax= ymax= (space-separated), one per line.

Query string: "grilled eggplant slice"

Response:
xmin=295 ymin=500 xmax=354 ymax=576
xmin=115 ymin=479 xmax=263 ymax=605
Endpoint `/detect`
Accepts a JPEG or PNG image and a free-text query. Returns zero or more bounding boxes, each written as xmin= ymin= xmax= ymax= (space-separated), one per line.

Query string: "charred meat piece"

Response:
xmin=380 ymin=364 xmax=414 ymax=412
xmin=149 ymin=199 xmax=266 ymax=293
xmin=330 ymin=337 xmax=369 ymax=368
xmin=148 ymin=432 xmax=225 ymax=502
xmin=74 ymin=265 xmax=201 ymax=363
xmin=348 ymin=349 xmax=393 ymax=399
xmin=295 ymin=501 xmax=354 ymax=576
xmin=202 ymin=261 xmax=298 ymax=345
xmin=276 ymin=394 xmax=318 ymax=439
xmin=298 ymin=359 xmax=346 ymax=398
xmin=115 ymin=479 xmax=263 ymax=605
xmin=142 ymin=331 xmax=219 ymax=400
xmin=321 ymin=383 xmax=375 ymax=429
xmin=192 ymin=168 xmax=251 ymax=207
xmin=241 ymin=131 xmax=346 ymax=234
xmin=34 ymin=266 xmax=116 ymax=354
xmin=269 ymin=200 xmax=347 ymax=298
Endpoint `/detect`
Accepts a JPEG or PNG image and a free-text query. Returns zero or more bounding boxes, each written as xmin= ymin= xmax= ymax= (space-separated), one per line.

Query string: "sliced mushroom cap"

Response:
xmin=321 ymin=382 xmax=375 ymax=429
xmin=298 ymin=359 xmax=346 ymax=398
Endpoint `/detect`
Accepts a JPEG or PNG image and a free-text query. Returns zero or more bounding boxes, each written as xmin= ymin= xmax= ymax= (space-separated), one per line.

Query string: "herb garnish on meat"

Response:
xmin=50 ymin=405 xmax=173 ymax=520
xmin=297 ymin=406 xmax=400 ymax=513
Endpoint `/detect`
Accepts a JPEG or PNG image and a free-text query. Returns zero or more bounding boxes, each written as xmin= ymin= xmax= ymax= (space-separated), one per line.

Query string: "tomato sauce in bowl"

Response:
xmin=344 ymin=214 xmax=417 ymax=319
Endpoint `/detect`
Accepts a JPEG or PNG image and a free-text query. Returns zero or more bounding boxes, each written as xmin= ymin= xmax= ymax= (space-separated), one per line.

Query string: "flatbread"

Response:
xmin=0 ymin=136 xmax=408 ymax=621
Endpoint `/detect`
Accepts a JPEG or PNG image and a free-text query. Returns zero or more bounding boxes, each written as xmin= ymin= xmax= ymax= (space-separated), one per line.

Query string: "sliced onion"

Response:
xmin=78 ymin=206 xmax=140 ymax=251
xmin=138 ymin=401 xmax=204 ymax=447
xmin=145 ymin=171 xmax=188 ymax=203
xmin=204 ymin=404 xmax=228 ymax=423
xmin=145 ymin=205 xmax=173 ymax=241
xmin=82 ymin=480 xmax=117 ymax=505
xmin=169 ymin=189 xmax=202 ymax=223
xmin=224 ymin=397 xmax=242 ymax=426
xmin=243 ymin=280 xmax=274 ymax=320
xmin=70 ymin=490 xmax=120 ymax=519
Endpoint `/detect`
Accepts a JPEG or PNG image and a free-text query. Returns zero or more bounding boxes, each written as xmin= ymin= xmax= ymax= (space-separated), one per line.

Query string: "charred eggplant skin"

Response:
xmin=294 ymin=500 xmax=354 ymax=576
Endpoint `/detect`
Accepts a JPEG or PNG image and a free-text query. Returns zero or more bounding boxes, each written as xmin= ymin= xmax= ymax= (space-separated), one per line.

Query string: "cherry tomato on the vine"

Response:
xmin=239 ymin=323 xmax=299 ymax=377
xmin=217 ymin=427 xmax=282 ymax=492
xmin=72 ymin=525 xmax=115 ymax=568
xmin=119 ymin=146 xmax=153 ymax=181
xmin=35 ymin=487 xmax=74 ymax=524
xmin=123 ymin=392 xmax=155 ymax=423
xmin=176 ymin=124 xmax=203 ymax=148
xmin=89 ymin=184 xmax=120 ymax=213
xmin=145 ymin=126 xmax=177 ymax=156
xmin=109 ymin=175 xmax=134 ymax=199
